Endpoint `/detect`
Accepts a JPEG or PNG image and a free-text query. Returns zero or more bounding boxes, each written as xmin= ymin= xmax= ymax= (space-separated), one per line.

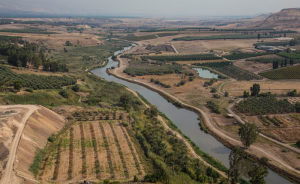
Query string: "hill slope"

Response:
xmin=15 ymin=106 xmax=65 ymax=183
xmin=256 ymin=8 xmax=300 ymax=28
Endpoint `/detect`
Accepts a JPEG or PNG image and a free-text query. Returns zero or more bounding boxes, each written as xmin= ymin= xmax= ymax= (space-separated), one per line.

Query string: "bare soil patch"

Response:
xmin=234 ymin=60 xmax=272 ymax=74
xmin=223 ymin=81 xmax=300 ymax=97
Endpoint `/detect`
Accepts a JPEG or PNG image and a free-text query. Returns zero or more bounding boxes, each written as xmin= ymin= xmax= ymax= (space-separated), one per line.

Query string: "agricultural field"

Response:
xmin=223 ymin=52 xmax=269 ymax=60
xmin=245 ymin=55 xmax=287 ymax=63
xmin=0 ymin=28 xmax=58 ymax=34
xmin=173 ymin=34 xmax=274 ymax=41
xmin=278 ymin=52 xmax=300 ymax=59
xmin=242 ymin=114 xmax=300 ymax=143
xmin=0 ymin=65 xmax=76 ymax=90
xmin=254 ymin=41 xmax=290 ymax=47
xmin=235 ymin=96 xmax=296 ymax=115
xmin=122 ymin=34 xmax=157 ymax=41
xmin=123 ymin=60 xmax=185 ymax=76
xmin=156 ymin=33 xmax=179 ymax=37
xmin=193 ymin=62 xmax=263 ymax=80
xmin=270 ymin=31 xmax=298 ymax=34
xmin=260 ymin=65 xmax=300 ymax=79
xmin=39 ymin=120 xmax=144 ymax=182
xmin=141 ymin=54 xmax=222 ymax=62
xmin=213 ymin=28 xmax=274 ymax=32
xmin=141 ymin=27 xmax=211 ymax=32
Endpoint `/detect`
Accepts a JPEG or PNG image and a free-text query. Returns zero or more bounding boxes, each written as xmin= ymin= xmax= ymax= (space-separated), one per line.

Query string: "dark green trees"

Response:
xmin=243 ymin=90 xmax=250 ymax=98
xmin=238 ymin=122 xmax=259 ymax=149
xmin=228 ymin=147 xmax=246 ymax=184
xmin=72 ymin=84 xmax=80 ymax=92
xmin=248 ymin=164 xmax=268 ymax=184
xmin=289 ymin=39 xmax=298 ymax=46
xmin=13 ymin=80 xmax=23 ymax=91
xmin=120 ymin=94 xmax=131 ymax=110
xmin=250 ymin=84 xmax=260 ymax=96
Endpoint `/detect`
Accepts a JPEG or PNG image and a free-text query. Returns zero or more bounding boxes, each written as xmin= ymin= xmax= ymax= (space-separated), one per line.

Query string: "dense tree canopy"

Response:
xmin=238 ymin=122 xmax=259 ymax=148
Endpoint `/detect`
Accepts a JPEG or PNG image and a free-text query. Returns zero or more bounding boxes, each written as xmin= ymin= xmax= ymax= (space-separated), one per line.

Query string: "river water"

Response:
xmin=91 ymin=45 xmax=293 ymax=184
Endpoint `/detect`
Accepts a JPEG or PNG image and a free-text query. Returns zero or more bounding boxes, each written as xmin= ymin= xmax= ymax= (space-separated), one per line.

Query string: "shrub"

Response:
xmin=213 ymin=94 xmax=221 ymax=99
xmin=210 ymin=88 xmax=217 ymax=93
xmin=48 ymin=134 xmax=56 ymax=142
xmin=72 ymin=84 xmax=80 ymax=92
xmin=25 ymin=88 xmax=33 ymax=92
xmin=59 ymin=90 xmax=69 ymax=98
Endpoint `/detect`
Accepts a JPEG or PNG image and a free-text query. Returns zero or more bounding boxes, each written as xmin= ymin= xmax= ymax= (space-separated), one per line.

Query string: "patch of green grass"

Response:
xmin=30 ymin=149 xmax=47 ymax=177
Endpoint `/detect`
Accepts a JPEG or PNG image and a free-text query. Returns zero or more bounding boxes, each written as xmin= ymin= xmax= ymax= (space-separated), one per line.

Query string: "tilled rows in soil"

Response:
xmin=40 ymin=121 xmax=144 ymax=182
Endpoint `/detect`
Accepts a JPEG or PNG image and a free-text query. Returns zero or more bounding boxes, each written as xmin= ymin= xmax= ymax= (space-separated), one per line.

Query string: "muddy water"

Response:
xmin=92 ymin=45 xmax=294 ymax=184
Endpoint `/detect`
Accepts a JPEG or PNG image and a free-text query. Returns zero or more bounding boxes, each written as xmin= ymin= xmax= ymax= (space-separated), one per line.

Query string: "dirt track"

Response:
xmin=0 ymin=105 xmax=39 ymax=184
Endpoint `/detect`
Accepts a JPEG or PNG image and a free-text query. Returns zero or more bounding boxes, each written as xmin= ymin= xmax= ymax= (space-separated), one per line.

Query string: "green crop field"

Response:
xmin=254 ymin=41 xmax=290 ymax=47
xmin=213 ymin=28 xmax=274 ymax=32
xmin=0 ymin=65 xmax=76 ymax=90
xmin=0 ymin=28 xmax=57 ymax=34
xmin=142 ymin=54 xmax=222 ymax=61
xmin=157 ymin=33 xmax=179 ymax=37
xmin=260 ymin=65 xmax=300 ymax=79
xmin=122 ymin=34 xmax=157 ymax=41
xmin=235 ymin=96 xmax=295 ymax=115
xmin=141 ymin=27 xmax=211 ymax=32
xmin=173 ymin=34 xmax=274 ymax=41
xmin=278 ymin=53 xmax=300 ymax=59
xmin=270 ymin=31 xmax=298 ymax=34
xmin=223 ymin=53 xmax=270 ymax=60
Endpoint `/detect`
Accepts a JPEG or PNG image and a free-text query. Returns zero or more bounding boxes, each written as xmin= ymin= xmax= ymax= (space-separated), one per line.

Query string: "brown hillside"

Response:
xmin=256 ymin=8 xmax=300 ymax=28
xmin=15 ymin=106 xmax=65 ymax=182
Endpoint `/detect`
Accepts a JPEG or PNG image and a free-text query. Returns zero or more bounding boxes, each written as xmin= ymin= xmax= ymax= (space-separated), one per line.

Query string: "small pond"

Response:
xmin=193 ymin=68 xmax=219 ymax=79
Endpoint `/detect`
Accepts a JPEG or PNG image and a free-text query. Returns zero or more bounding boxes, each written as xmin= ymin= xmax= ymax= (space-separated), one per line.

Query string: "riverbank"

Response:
xmin=105 ymin=55 xmax=300 ymax=183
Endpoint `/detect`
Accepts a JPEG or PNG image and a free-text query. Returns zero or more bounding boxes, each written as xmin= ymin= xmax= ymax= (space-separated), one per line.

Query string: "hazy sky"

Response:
xmin=1 ymin=0 xmax=299 ymax=16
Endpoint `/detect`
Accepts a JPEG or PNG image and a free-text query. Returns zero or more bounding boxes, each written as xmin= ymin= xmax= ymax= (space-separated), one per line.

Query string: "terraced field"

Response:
xmin=39 ymin=121 xmax=144 ymax=182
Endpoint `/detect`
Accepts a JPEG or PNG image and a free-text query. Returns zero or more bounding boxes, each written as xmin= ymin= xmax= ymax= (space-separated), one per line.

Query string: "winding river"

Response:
xmin=92 ymin=45 xmax=293 ymax=184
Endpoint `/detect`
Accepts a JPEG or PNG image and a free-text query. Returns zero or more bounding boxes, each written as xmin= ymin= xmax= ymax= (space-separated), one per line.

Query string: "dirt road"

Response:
xmin=0 ymin=105 xmax=39 ymax=184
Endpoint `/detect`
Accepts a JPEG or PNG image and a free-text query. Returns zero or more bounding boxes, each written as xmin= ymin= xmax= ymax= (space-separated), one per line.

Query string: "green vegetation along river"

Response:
xmin=92 ymin=45 xmax=294 ymax=184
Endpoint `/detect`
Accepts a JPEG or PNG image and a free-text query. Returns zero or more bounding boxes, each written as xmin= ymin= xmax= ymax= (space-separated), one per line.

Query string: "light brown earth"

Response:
xmin=40 ymin=121 xmax=145 ymax=183
xmin=0 ymin=106 xmax=30 ymax=182
xmin=233 ymin=60 xmax=272 ymax=74
xmin=223 ymin=81 xmax=300 ymax=97
xmin=0 ymin=105 xmax=65 ymax=184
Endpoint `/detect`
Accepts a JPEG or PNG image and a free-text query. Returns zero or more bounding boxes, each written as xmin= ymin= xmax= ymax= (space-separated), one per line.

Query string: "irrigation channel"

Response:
xmin=92 ymin=44 xmax=293 ymax=184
